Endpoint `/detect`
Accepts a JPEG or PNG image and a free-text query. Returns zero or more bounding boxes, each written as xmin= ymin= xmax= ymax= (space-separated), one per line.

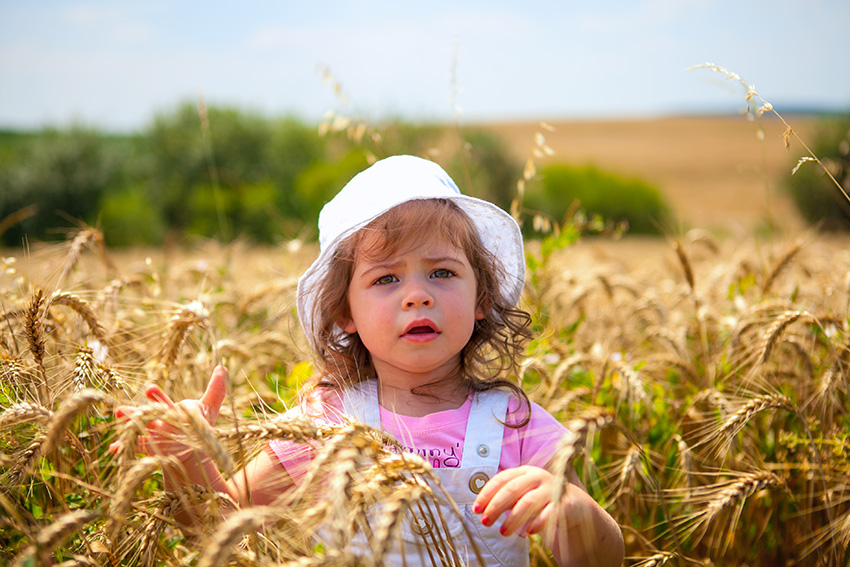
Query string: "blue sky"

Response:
xmin=1 ymin=0 xmax=848 ymax=132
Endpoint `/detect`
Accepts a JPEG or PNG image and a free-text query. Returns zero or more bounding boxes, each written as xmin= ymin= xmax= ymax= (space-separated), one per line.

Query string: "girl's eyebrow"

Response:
xmin=356 ymin=259 xmax=403 ymax=278
xmin=356 ymin=255 xmax=464 ymax=276
xmin=422 ymin=255 xmax=464 ymax=265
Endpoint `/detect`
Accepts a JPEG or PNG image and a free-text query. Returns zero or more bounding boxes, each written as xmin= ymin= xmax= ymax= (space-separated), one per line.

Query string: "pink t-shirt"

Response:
xmin=267 ymin=387 xmax=567 ymax=481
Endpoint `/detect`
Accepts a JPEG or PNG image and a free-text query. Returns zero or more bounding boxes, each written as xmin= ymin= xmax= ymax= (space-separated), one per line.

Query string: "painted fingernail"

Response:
xmin=499 ymin=525 xmax=507 ymax=536
xmin=481 ymin=516 xmax=489 ymax=526
xmin=473 ymin=504 xmax=481 ymax=514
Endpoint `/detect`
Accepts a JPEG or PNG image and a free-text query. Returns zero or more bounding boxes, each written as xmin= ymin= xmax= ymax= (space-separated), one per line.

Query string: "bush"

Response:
xmin=786 ymin=112 xmax=850 ymax=231
xmin=524 ymin=163 xmax=670 ymax=235
xmin=98 ymin=185 xmax=166 ymax=246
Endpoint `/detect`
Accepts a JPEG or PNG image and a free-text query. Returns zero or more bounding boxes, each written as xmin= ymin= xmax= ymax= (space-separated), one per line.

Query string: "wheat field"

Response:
xmin=1 ymin=68 xmax=849 ymax=565
xmin=1 ymin=212 xmax=848 ymax=566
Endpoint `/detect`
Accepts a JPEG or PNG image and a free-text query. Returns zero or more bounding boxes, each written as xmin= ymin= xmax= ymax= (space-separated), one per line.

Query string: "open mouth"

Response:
xmin=406 ymin=325 xmax=436 ymax=334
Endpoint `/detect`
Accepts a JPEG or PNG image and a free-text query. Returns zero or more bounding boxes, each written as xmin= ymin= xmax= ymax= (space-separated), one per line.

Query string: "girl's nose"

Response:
xmin=403 ymin=281 xmax=433 ymax=309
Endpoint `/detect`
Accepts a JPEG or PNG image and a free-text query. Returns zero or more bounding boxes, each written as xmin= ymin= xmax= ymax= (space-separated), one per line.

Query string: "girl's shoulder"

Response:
xmin=287 ymin=384 xmax=347 ymax=425
xmin=503 ymin=389 xmax=564 ymax=431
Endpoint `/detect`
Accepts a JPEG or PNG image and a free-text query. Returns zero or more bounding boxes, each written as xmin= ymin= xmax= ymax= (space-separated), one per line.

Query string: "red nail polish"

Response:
xmin=473 ymin=504 xmax=481 ymax=514
xmin=499 ymin=526 xmax=507 ymax=536
xmin=481 ymin=516 xmax=489 ymax=525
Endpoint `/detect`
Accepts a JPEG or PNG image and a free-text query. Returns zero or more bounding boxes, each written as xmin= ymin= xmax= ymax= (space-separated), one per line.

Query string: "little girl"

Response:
xmin=114 ymin=155 xmax=623 ymax=566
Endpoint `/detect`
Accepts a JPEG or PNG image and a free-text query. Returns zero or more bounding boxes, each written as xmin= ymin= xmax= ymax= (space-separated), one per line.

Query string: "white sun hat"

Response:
xmin=296 ymin=154 xmax=525 ymax=354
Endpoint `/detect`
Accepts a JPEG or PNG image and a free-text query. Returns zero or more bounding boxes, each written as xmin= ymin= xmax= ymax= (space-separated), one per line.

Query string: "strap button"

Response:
xmin=477 ymin=444 xmax=490 ymax=457
xmin=469 ymin=472 xmax=489 ymax=494
xmin=410 ymin=508 xmax=434 ymax=536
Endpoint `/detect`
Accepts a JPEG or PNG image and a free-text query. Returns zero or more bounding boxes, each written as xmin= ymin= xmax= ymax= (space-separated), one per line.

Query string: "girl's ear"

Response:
xmin=339 ymin=317 xmax=357 ymax=334
xmin=474 ymin=302 xmax=487 ymax=321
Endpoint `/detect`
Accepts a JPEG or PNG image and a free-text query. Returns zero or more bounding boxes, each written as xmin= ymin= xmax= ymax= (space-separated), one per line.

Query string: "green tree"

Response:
xmin=144 ymin=103 xmax=326 ymax=242
xmin=292 ymin=150 xmax=371 ymax=237
xmin=0 ymin=128 xmax=133 ymax=245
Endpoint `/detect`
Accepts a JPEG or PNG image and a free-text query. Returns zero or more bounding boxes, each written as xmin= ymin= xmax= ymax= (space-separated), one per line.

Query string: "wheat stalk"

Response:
xmin=55 ymin=555 xmax=100 ymax=567
xmin=195 ymin=506 xmax=279 ymax=567
xmin=672 ymin=238 xmax=695 ymax=294
xmin=72 ymin=346 xmax=96 ymax=392
xmin=41 ymin=389 xmax=109 ymax=457
xmin=371 ymin=484 xmax=429 ymax=563
xmin=718 ymin=394 xmax=793 ymax=449
xmin=108 ymin=456 xmax=161 ymax=544
xmin=0 ymin=401 xmax=52 ymax=428
xmin=58 ymin=227 xmax=112 ymax=285
xmin=691 ymin=62 xmax=849 ymax=203
xmin=157 ymin=299 xmax=210 ymax=375
xmin=50 ymin=290 xmax=107 ymax=342
xmin=549 ymin=410 xmax=613 ymax=504
xmin=112 ymin=403 xmax=171 ymax=470
xmin=630 ymin=552 xmax=676 ymax=567
xmin=612 ymin=444 xmax=643 ymax=502
xmin=671 ymin=470 xmax=783 ymax=553
xmin=217 ymin=414 xmax=325 ymax=443
xmin=759 ymin=311 xmax=810 ymax=364
xmin=761 ymin=239 xmax=803 ymax=295
xmin=178 ymin=402 xmax=234 ymax=476
xmin=7 ymin=433 xmax=46 ymax=485
xmin=11 ymin=510 xmax=99 ymax=567
xmin=24 ymin=288 xmax=48 ymax=401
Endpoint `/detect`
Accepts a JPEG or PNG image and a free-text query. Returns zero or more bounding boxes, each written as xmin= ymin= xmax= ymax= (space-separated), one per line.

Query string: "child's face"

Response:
xmin=341 ymin=233 xmax=484 ymax=384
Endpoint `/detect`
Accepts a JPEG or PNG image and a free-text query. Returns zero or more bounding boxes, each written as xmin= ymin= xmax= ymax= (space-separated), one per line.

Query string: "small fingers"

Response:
xmin=473 ymin=467 xmax=523 ymax=513
xmin=506 ymin=498 xmax=552 ymax=536
xmin=114 ymin=404 xmax=139 ymax=420
xmin=108 ymin=434 xmax=151 ymax=455
xmin=200 ymin=365 xmax=229 ymax=423
xmin=145 ymin=384 xmax=175 ymax=408
xmin=477 ymin=471 xmax=540 ymax=527
xmin=524 ymin=502 xmax=553 ymax=535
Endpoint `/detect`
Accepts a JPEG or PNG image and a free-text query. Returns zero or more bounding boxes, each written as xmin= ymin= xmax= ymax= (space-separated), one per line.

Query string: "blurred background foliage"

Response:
xmin=524 ymin=163 xmax=671 ymax=235
xmin=785 ymin=114 xmax=850 ymax=231
xmin=5 ymin=103 xmax=846 ymax=248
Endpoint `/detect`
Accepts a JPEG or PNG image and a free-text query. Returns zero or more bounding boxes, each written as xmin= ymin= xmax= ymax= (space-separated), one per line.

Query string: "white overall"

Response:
xmin=341 ymin=380 xmax=530 ymax=567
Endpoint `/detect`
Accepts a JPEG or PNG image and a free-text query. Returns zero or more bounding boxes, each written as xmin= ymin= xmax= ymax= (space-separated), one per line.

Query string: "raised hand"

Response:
xmin=110 ymin=365 xmax=229 ymax=459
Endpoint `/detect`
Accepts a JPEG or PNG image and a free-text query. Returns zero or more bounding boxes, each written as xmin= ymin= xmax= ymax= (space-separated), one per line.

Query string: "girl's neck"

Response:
xmin=376 ymin=375 xmax=469 ymax=417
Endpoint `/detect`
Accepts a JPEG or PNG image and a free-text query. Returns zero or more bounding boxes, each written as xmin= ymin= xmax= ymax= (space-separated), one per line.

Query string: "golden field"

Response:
xmin=1 ymin=114 xmax=849 ymax=567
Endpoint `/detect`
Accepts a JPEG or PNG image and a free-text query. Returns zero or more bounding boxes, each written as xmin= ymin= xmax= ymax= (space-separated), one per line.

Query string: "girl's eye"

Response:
xmin=374 ymin=275 xmax=397 ymax=285
xmin=432 ymin=269 xmax=455 ymax=279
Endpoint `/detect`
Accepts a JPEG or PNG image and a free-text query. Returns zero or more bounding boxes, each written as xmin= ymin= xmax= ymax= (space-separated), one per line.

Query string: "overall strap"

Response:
xmin=341 ymin=379 xmax=380 ymax=428
xmin=460 ymin=388 xmax=510 ymax=469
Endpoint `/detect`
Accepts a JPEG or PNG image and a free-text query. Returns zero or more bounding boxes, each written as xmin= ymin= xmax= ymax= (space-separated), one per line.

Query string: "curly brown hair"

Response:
xmin=303 ymin=198 xmax=533 ymax=416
